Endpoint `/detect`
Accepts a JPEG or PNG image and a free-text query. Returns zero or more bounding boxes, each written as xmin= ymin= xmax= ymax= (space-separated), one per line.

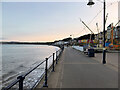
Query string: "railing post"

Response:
xmin=43 ymin=58 xmax=48 ymax=87
xmin=52 ymin=53 xmax=55 ymax=72
xmin=17 ymin=75 xmax=25 ymax=90
xmin=59 ymin=50 xmax=61 ymax=58
xmin=58 ymin=50 xmax=60 ymax=59
xmin=56 ymin=51 xmax=58 ymax=64
xmin=58 ymin=50 xmax=59 ymax=60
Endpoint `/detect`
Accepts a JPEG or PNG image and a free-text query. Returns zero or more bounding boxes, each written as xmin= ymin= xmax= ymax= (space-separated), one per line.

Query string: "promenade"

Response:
xmin=36 ymin=47 xmax=118 ymax=88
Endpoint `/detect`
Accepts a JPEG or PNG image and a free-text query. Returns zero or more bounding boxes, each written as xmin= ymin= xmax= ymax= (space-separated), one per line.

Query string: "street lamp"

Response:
xmin=87 ymin=0 xmax=106 ymax=64
xmin=70 ymin=34 xmax=74 ymax=46
xmin=87 ymin=0 xmax=95 ymax=6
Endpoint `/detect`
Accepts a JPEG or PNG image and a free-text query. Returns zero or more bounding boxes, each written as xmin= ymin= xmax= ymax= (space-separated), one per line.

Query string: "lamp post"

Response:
xmin=87 ymin=0 xmax=106 ymax=64
xmin=70 ymin=34 xmax=74 ymax=45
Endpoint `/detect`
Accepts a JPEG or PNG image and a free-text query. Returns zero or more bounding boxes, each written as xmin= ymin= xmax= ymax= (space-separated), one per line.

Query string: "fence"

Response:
xmin=3 ymin=48 xmax=63 ymax=90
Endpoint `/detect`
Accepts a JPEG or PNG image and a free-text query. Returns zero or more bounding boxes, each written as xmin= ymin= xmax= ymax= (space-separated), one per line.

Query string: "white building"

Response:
xmin=54 ymin=41 xmax=69 ymax=45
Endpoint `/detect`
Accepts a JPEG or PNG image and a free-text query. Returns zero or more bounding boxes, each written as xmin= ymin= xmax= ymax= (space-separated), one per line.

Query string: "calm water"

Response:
xmin=1 ymin=44 xmax=59 ymax=88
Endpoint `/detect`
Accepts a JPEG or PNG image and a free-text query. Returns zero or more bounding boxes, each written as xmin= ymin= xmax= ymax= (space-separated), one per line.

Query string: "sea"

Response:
xmin=0 ymin=44 xmax=59 ymax=89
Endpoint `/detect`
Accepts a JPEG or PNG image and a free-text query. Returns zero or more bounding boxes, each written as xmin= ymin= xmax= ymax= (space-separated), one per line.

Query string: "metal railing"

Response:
xmin=3 ymin=48 xmax=63 ymax=90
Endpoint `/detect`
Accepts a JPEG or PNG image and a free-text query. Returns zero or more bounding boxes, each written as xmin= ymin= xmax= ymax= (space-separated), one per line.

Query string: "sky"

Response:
xmin=118 ymin=1 xmax=120 ymax=25
xmin=1 ymin=0 xmax=119 ymax=42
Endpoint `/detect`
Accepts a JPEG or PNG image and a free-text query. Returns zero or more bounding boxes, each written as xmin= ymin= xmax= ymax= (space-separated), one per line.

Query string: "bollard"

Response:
xmin=17 ymin=75 xmax=25 ymax=90
xmin=56 ymin=51 xmax=58 ymax=64
xmin=52 ymin=53 xmax=55 ymax=72
xmin=103 ymin=49 xmax=106 ymax=64
xmin=43 ymin=58 xmax=48 ymax=87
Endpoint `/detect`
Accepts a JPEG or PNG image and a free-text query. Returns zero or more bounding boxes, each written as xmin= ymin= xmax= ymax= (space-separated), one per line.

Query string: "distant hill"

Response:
xmin=74 ymin=34 xmax=95 ymax=41
xmin=1 ymin=41 xmax=53 ymax=45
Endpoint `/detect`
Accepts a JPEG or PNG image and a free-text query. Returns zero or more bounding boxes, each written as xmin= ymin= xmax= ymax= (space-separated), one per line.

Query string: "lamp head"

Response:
xmin=87 ymin=0 xmax=95 ymax=6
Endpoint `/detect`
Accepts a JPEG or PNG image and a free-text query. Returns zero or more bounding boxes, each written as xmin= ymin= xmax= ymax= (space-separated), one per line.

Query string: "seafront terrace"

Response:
xmin=36 ymin=46 xmax=118 ymax=89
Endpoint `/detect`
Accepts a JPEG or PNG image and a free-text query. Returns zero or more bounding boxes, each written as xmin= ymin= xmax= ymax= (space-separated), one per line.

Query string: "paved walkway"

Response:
xmin=91 ymin=52 xmax=118 ymax=71
xmin=36 ymin=47 xmax=118 ymax=88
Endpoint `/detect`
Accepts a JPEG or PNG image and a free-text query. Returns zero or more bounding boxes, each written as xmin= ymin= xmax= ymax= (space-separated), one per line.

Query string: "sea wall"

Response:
xmin=72 ymin=46 xmax=84 ymax=52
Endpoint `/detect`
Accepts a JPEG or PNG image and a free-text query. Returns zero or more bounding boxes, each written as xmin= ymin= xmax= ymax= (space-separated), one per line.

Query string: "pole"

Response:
xmin=43 ymin=58 xmax=48 ymax=87
xmin=80 ymin=19 xmax=94 ymax=34
xmin=56 ymin=51 xmax=58 ymax=64
xmin=17 ymin=76 xmax=25 ymax=90
xmin=52 ymin=53 xmax=55 ymax=72
xmin=89 ymin=33 xmax=92 ymax=45
xmin=103 ymin=0 xmax=106 ymax=64
xmin=96 ymin=23 xmax=99 ymax=47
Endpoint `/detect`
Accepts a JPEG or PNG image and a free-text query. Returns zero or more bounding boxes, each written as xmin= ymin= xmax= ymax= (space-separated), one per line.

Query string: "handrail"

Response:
xmin=3 ymin=48 xmax=63 ymax=90
xmin=4 ymin=78 xmax=20 ymax=90
xmin=48 ymin=54 xmax=53 ymax=59
xmin=23 ymin=60 xmax=46 ymax=77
